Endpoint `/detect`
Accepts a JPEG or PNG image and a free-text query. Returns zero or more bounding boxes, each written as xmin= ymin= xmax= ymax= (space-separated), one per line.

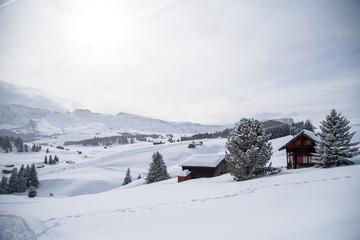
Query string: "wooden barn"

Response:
xmin=279 ymin=130 xmax=320 ymax=169
xmin=178 ymin=153 xmax=227 ymax=182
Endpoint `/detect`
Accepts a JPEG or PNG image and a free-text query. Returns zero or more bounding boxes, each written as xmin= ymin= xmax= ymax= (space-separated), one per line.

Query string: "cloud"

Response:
xmin=0 ymin=81 xmax=83 ymax=112
xmin=0 ymin=0 xmax=359 ymax=126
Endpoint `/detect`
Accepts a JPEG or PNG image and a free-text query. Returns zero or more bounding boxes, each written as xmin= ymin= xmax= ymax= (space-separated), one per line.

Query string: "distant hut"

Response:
xmin=279 ymin=130 xmax=320 ymax=169
xmin=178 ymin=153 xmax=227 ymax=182
xmin=153 ymin=140 xmax=164 ymax=145
xmin=188 ymin=141 xmax=203 ymax=148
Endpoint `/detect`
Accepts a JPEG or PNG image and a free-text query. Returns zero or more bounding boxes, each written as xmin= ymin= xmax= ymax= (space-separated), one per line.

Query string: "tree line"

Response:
xmin=180 ymin=119 xmax=315 ymax=142
xmin=0 ymin=136 xmax=41 ymax=153
xmin=64 ymin=133 xmax=163 ymax=147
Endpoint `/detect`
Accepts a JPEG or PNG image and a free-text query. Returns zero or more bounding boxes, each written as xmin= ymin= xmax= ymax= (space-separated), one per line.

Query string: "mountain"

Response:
xmin=0 ymin=105 xmax=232 ymax=141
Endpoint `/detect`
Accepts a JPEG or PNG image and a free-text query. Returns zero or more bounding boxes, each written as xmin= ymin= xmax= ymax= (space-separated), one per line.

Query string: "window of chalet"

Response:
xmin=303 ymin=156 xmax=312 ymax=164
xmin=297 ymin=140 xmax=301 ymax=146
xmin=305 ymin=140 xmax=311 ymax=146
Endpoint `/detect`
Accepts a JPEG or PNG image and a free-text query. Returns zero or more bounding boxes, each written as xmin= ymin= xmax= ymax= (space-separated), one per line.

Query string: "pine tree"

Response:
xmin=138 ymin=174 xmax=141 ymax=180
xmin=304 ymin=120 xmax=315 ymax=132
xmin=0 ymin=176 xmax=9 ymax=194
xmin=29 ymin=163 xmax=39 ymax=188
xmin=28 ymin=186 xmax=37 ymax=198
xmin=8 ymin=168 xmax=19 ymax=193
xmin=2 ymin=136 xmax=12 ymax=152
xmin=25 ymin=164 xmax=31 ymax=188
xmin=313 ymin=109 xmax=360 ymax=167
xmin=49 ymin=155 xmax=53 ymax=164
xmin=46 ymin=148 xmax=49 ymax=153
xmin=17 ymin=165 xmax=27 ymax=192
xmin=44 ymin=155 xmax=48 ymax=164
xmin=14 ymin=137 xmax=24 ymax=152
xmin=146 ymin=152 xmax=170 ymax=184
xmin=225 ymin=118 xmax=273 ymax=181
xmin=123 ymin=168 xmax=132 ymax=186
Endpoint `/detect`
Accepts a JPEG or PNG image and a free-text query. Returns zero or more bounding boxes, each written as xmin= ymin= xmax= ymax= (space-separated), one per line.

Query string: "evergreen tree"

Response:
xmin=44 ymin=155 xmax=48 ymax=164
xmin=17 ymin=165 xmax=27 ymax=192
xmin=28 ymin=186 xmax=37 ymax=198
xmin=14 ymin=137 xmax=24 ymax=152
xmin=123 ymin=168 xmax=132 ymax=186
xmin=54 ymin=155 xmax=59 ymax=162
xmin=29 ymin=163 xmax=39 ymax=188
xmin=24 ymin=144 xmax=29 ymax=152
xmin=304 ymin=119 xmax=315 ymax=132
xmin=138 ymin=174 xmax=141 ymax=180
xmin=146 ymin=151 xmax=170 ymax=184
xmin=225 ymin=118 xmax=273 ymax=181
xmin=49 ymin=155 xmax=53 ymax=164
xmin=0 ymin=176 xmax=9 ymax=194
xmin=25 ymin=164 xmax=31 ymax=188
xmin=290 ymin=121 xmax=305 ymax=135
xmin=313 ymin=109 xmax=360 ymax=167
xmin=46 ymin=148 xmax=49 ymax=153
xmin=8 ymin=168 xmax=19 ymax=193
xmin=2 ymin=136 xmax=12 ymax=152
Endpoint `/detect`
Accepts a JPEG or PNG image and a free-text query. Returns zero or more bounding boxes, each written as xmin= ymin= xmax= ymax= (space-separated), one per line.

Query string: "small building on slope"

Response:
xmin=279 ymin=130 xmax=320 ymax=169
xmin=178 ymin=153 xmax=227 ymax=182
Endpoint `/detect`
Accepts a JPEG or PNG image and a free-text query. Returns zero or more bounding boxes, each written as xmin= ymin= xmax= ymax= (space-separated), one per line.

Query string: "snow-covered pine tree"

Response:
xmin=225 ymin=118 xmax=273 ymax=181
xmin=17 ymin=164 xmax=27 ymax=192
xmin=123 ymin=168 xmax=132 ymax=186
xmin=0 ymin=176 xmax=9 ymax=194
xmin=25 ymin=164 xmax=31 ymax=188
xmin=44 ymin=155 xmax=48 ymax=164
xmin=49 ymin=155 xmax=53 ymax=164
xmin=304 ymin=120 xmax=315 ymax=132
xmin=138 ymin=174 xmax=141 ymax=180
xmin=29 ymin=163 xmax=39 ymax=188
xmin=313 ymin=109 xmax=360 ymax=167
xmin=8 ymin=168 xmax=19 ymax=193
xmin=146 ymin=151 xmax=170 ymax=184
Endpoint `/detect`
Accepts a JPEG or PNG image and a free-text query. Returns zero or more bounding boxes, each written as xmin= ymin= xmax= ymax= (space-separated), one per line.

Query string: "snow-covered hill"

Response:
xmin=0 ymin=104 xmax=232 ymax=140
xmin=0 ymin=133 xmax=359 ymax=240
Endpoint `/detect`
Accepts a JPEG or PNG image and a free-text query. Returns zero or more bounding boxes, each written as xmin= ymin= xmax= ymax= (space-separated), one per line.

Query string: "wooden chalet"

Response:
xmin=279 ymin=130 xmax=320 ymax=169
xmin=178 ymin=153 xmax=227 ymax=182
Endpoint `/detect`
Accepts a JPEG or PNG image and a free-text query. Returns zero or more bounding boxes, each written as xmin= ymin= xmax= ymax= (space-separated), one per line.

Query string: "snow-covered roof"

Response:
xmin=279 ymin=130 xmax=320 ymax=151
xmin=178 ymin=169 xmax=191 ymax=177
xmin=179 ymin=153 xmax=226 ymax=168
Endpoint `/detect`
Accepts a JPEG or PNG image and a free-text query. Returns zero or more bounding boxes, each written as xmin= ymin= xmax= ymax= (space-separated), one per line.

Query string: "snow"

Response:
xmin=0 ymin=125 xmax=359 ymax=239
xmin=179 ymin=153 xmax=225 ymax=167
xmin=178 ymin=169 xmax=191 ymax=177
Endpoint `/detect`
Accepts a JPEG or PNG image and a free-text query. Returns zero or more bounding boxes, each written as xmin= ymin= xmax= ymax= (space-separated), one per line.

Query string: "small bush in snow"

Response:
xmin=28 ymin=186 xmax=37 ymax=198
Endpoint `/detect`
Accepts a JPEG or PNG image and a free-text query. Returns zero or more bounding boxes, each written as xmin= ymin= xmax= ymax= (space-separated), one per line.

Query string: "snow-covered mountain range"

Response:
xmin=0 ymin=105 xmax=233 ymax=140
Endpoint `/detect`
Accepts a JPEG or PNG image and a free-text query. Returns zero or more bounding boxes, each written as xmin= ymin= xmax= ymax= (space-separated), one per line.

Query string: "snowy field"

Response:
xmin=0 ymin=126 xmax=360 ymax=240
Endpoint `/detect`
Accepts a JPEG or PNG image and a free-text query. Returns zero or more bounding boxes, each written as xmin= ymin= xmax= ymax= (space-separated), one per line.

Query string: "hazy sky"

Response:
xmin=0 ymin=0 xmax=359 ymax=126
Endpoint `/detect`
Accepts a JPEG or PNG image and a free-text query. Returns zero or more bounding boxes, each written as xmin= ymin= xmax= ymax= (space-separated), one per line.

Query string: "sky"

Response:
xmin=0 ymin=0 xmax=359 ymax=126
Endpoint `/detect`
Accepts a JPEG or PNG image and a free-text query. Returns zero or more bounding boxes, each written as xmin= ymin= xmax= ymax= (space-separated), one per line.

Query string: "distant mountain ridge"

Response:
xmin=0 ymin=105 xmax=233 ymax=140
